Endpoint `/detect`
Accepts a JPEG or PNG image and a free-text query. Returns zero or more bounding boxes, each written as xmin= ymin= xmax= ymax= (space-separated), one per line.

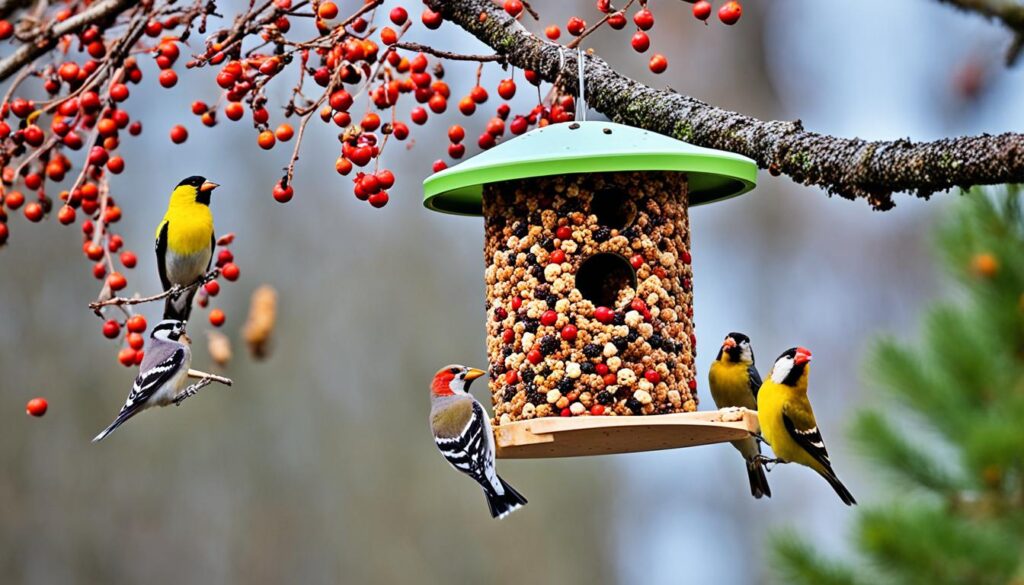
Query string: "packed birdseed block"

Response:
xmin=483 ymin=171 xmax=698 ymax=425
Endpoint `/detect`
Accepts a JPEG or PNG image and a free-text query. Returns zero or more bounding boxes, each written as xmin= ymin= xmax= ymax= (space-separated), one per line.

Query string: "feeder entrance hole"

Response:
xmin=576 ymin=253 xmax=637 ymax=308
xmin=592 ymin=189 xmax=637 ymax=230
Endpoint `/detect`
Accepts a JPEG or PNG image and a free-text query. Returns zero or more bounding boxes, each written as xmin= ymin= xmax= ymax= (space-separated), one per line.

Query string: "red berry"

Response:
xmin=169 ymin=125 xmax=188 ymax=143
xmin=631 ymin=30 xmax=650 ymax=53
xmin=389 ymin=6 xmax=408 ymax=25
xmin=549 ymin=249 xmax=566 ymax=264
xmin=527 ymin=349 xmax=543 ymax=364
xmin=59 ymin=61 xmax=80 ymax=81
xmin=209 ymin=308 xmax=226 ymax=327
xmin=335 ymin=157 xmax=353 ymax=176
xmin=0 ymin=20 xmax=12 ymax=40
xmin=596 ymin=363 xmax=609 ymax=375
xmin=23 ymin=202 xmax=43 ymax=222
xmin=204 ymin=280 xmax=220 ymax=296
xmin=561 ymin=324 xmax=578 ymax=341
xmin=502 ymin=328 xmax=515 ymax=344
xmin=421 ymin=8 xmax=442 ymax=29
xmin=545 ymin=25 xmax=561 ymax=40
xmin=505 ymin=370 xmax=519 ymax=384
xmin=629 ymin=254 xmax=644 ymax=269
xmin=275 ymin=123 xmax=294 ymax=141
xmin=317 ymin=1 xmax=338 ymax=19
xmin=127 ymin=332 xmax=145 ymax=350
xmin=567 ymin=16 xmax=586 ymax=36
xmin=718 ymin=1 xmax=742 ymax=24
xmin=633 ymin=7 xmax=654 ymax=30
xmin=0 ymin=223 xmax=7 ymax=246
xmin=511 ymin=296 xmax=523 ymax=310
xmin=561 ymin=408 xmax=571 ymax=417
xmin=432 ymin=160 xmax=448 ymax=173
xmin=158 ymin=69 xmax=178 ymax=88
xmin=221 ymin=262 xmax=240 ymax=281
xmin=494 ymin=307 xmax=508 ymax=321
xmin=102 ymin=320 xmax=121 ymax=339
xmin=510 ymin=116 xmax=529 ymax=135
xmin=107 ymin=156 xmax=125 ymax=174
xmin=498 ymin=79 xmax=516 ymax=100
xmin=376 ymin=169 xmax=395 ymax=189
xmin=329 ymin=89 xmax=353 ymax=112
xmin=448 ymin=125 xmax=465 ymax=143
xmin=126 ymin=314 xmax=147 ymax=333
xmin=603 ymin=373 xmax=617 ymax=386
xmin=688 ymin=378 xmax=698 ymax=390
xmin=692 ymin=1 xmax=712 ymax=21
xmin=120 ymin=250 xmax=137 ymax=268
xmin=85 ymin=242 xmax=104 ymax=261
xmin=556 ymin=226 xmax=572 ymax=240
xmin=649 ymin=54 xmax=667 ymax=74
xmin=590 ymin=404 xmax=605 ymax=415
xmin=380 ymin=26 xmax=398 ymax=45
xmin=273 ymin=181 xmax=293 ymax=203
xmin=368 ymin=191 xmax=389 ymax=208
xmin=107 ymin=272 xmax=127 ymax=291
xmin=541 ymin=310 xmax=557 ymax=326
xmin=608 ymin=11 xmax=626 ymax=29
xmin=410 ymin=106 xmax=428 ymax=125
xmin=645 ymin=370 xmax=661 ymax=384
xmin=630 ymin=298 xmax=647 ymax=312
xmin=109 ymin=83 xmax=129 ymax=101
xmin=504 ymin=0 xmax=523 ymax=17
xmin=217 ymin=249 xmax=234 ymax=267
xmin=594 ymin=306 xmax=615 ymax=324
xmin=26 ymin=398 xmax=47 ymax=417
xmin=118 ymin=347 xmax=136 ymax=367
xmin=257 ymin=130 xmax=276 ymax=150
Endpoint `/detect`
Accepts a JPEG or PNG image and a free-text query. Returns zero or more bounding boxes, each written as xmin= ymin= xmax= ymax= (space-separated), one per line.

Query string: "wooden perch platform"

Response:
xmin=494 ymin=409 xmax=760 ymax=459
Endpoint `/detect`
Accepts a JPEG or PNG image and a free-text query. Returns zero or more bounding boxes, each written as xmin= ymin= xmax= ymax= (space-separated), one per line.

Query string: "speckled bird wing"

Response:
xmin=782 ymin=398 xmax=833 ymax=472
xmin=747 ymin=364 xmax=763 ymax=400
xmin=434 ymin=400 xmax=497 ymax=492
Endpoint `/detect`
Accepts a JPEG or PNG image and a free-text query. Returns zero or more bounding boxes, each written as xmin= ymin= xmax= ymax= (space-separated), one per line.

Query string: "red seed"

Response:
xmin=629 ymin=254 xmax=644 ymax=269
xmin=645 ymin=370 xmax=661 ymax=384
xmin=527 ymin=349 xmax=543 ymax=364
xmin=596 ymin=363 xmax=609 ymax=375
xmin=511 ymin=296 xmax=523 ymax=310
xmin=502 ymin=328 xmax=515 ymax=344
xmin=561 ymin=324 xmax=578 ymax=341
xmin=26 ymin=398 xmax=48 ymax=417
xmin=549 ymin=249 xmax=566 ymax=264
xmin=505 ymin=370 xmax=518 ymax=384
xmin=590 ymin=404 xmax=605 ymax=415
xmin=594 ymin=306 xmax=615 ymax=324
xmin=541 ymin=310 xmax=557 ymax=326
xmin=556 ymin=226 xmax=572 ymax=240
xmin=603 ymin=373 xmax=617 ymax=386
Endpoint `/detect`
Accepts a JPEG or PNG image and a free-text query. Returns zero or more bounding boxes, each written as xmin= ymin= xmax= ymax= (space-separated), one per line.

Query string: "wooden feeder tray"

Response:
xmin=494 ymin=409 xmax=759 ymax=459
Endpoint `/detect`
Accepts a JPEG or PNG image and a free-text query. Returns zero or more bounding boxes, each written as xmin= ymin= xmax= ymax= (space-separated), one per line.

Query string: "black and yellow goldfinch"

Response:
xmin=708 ymin=332 xmax=771 ymax=499
xmin=430 ymin=365 xmax=528 ymax=519
xmin=156 ymin=176 xmax=218 ymax=321
xmin=757 ymin=347 xmax=857 ymax=506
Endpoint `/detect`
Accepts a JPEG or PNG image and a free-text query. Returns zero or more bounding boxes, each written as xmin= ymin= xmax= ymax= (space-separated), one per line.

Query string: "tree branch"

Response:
xmin=428 ymin=0 xmax=1024 ymax=210
xmin=0 ymin=0 xmax=137 ymax=83
xmin=935 ymin=0 xmax=1024 ymax=64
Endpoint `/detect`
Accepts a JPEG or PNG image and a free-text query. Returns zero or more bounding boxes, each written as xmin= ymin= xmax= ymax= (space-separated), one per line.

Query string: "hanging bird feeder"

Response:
xmin=423 ymin=120 xmax=759 ymax=459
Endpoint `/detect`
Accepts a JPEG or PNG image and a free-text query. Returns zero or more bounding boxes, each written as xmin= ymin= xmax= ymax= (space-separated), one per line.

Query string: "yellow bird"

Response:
xmin=757 ymin=347 xmax=856 ymax=505
xmin=708 ymin=332 xmax=771 ymax=499
xmin=155 ymin=176 xmax=218 ymax=321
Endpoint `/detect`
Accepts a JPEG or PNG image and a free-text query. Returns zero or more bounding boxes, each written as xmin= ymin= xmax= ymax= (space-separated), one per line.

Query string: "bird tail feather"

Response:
xmin=821 ymin=468 xmax=857 ymax=506
xmin=92 ymin=406 xmax=142 ymax=443
xmin=746 ymin=457 xmax=772 ymax=499
xmin=484 ymin=476 xmax=528 ymax=519
xmin=163 ymin=289 xmax=196 ymax=321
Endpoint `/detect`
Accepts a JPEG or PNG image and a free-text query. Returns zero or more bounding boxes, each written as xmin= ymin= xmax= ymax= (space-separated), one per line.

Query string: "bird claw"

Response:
xmin=173 ymin=378 xmax=211 ymax=406
xmin=755 ymin=454 xmax=781 ymax=471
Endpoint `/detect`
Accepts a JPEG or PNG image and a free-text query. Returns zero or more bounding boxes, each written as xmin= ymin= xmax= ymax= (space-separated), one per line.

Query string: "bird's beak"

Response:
xmin=794 ymin=347 xmax=812 ymax=365
xmin=464 ymin=368 xmax=486 ymax=381
xmin=200 ymin=181 xmax=219 ymax=193
xmin=722 ymin=337 xmax=737 ymax=349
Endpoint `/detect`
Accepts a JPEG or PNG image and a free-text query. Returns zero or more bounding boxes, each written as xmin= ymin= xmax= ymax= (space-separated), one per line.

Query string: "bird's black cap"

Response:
xmin=177 ymin=176 xmax=207 ymax=188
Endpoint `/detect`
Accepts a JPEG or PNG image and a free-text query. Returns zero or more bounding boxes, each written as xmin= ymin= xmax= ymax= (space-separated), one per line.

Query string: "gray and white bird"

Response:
xmin=93 ymin=319 xmax=193 ymax=442
xmin=708 ymin=332 xmax=771 ymax=499
xmin=429 ymin=364 xmax=527 ymax=519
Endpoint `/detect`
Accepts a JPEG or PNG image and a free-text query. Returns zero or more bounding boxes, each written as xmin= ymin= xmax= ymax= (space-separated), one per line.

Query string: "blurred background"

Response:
xmin=1 ymin=0 xmax=1021 ymax=583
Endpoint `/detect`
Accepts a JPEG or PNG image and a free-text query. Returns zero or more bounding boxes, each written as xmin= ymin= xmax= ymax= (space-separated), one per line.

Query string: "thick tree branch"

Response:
xmin=936 ymin=0 xmax=1024 ymax=64
xmin=0 ymin=0 xmax=136 ymax=83
xmin=428 ymin=0 xmax=1024 ymax=210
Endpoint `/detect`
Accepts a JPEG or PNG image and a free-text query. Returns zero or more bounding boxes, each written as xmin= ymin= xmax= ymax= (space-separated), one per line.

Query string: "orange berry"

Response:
xmin=26 ymin=398 xmax=48 ymax=417
xmin=209 ymin=308 xmax=226 ymax=327
xmin=257 ymin=130 xmax=276 ymax=149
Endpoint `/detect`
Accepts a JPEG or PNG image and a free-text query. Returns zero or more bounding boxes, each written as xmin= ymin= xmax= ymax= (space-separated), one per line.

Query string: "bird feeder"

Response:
xmin=423 ymin=121 xmax=759 ymax=458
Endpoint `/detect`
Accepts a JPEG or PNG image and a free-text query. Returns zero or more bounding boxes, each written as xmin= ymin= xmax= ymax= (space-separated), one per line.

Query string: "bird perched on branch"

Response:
xmin=757 ymin=347 xmax=857 ymax=505
xmin=429 ymin=365 xmax=528 ymax=519
xmin=93 ymin=319 xmax=193 ymax=442
xmin=708 ymin=332 xmax=771 ymax=499
xmin=156 ymin=176 xmax=218 ymax=321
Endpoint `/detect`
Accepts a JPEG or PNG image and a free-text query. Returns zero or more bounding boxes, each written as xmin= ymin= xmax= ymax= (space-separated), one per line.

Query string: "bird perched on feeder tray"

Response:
xmin=757 ymin=347 xmax=857 ymax=506
xmin=429 ymin=365 xmax=528 ymax=519
xmin=93 ymin=319 xmax=195 ymax=442
xmin=155 ymin=176 xmax=218 ymax=321
xmin=708 ymin=332 xmax=771 ymax=499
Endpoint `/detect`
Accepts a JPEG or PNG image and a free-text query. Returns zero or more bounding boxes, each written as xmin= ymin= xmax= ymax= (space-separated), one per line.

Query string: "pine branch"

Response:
xmin=852 ymin=410 xmax=964 ymax=494
xmin=772 ymin=534 xmax=873 ymax=585
xmin=428 ymin=0 xmax=1024 ymax=210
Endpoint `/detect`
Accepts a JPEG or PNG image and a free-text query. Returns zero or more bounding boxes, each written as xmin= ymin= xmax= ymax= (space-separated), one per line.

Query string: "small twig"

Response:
xmin=520 ymin=0 xmax=539 ymax=21
xmin=187 ymin=369 xmax=233 ymax=386
xmin=566 ymin=0 xmax=637 ymax=50
xmin=88 ymin=267 xmax=221 ymax=313
xmin=392 ymin=41 xmax=505 ymax=63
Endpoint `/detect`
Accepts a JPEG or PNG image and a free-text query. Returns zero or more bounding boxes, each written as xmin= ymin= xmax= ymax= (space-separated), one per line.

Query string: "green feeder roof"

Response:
xmin=422 ymin=121 xmax=757 ymax=216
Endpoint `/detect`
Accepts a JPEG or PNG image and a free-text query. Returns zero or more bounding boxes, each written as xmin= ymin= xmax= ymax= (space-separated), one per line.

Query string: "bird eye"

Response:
xmin=449 ymin=367 xmax=459 ymax=375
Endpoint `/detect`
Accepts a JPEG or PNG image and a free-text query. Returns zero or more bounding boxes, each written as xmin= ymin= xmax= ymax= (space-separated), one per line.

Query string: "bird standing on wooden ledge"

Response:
xmin=429 ymin=365 xmax=528 ymax=519
xmin=708 ymin=332 xmax=771 ymax=499
xmin=758 ymin=347 xmax=857 ymax=505
xmin=156 ymin=176 xmax=218 ymax=321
